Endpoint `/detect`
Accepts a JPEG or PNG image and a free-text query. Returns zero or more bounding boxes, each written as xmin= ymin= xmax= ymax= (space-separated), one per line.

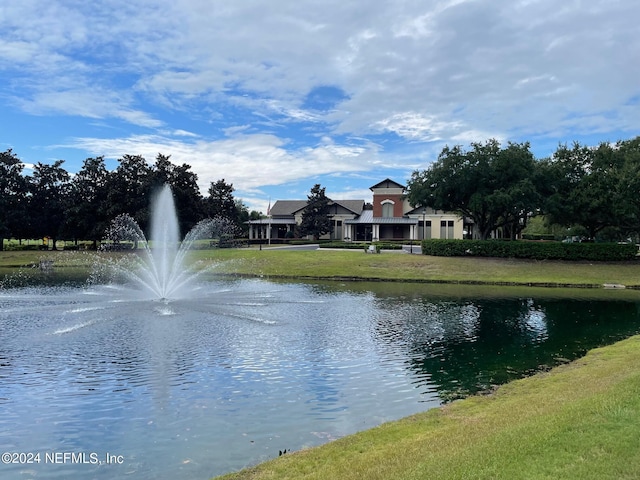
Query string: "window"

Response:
xmin=381 ymin=200 xmax=394 ymax=218
xmin=440 ymin=220 xmax=455 ymax=239
xmin=334 ymin=220 xmax=342 ymax=240
xmin=420 ymin=220 xmax=431 ymax=239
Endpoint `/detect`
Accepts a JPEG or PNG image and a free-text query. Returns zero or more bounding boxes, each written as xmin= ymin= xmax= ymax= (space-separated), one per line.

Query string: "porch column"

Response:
xmin=372 ymin=224 xmax=380 ymax=241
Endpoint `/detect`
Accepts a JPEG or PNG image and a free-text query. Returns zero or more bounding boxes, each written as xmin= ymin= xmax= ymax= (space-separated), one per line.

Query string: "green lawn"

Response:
xmin=2 ymin=248 xmax=639 ymax=288
xmin=197 ymin=248 xmax=640 ymax=288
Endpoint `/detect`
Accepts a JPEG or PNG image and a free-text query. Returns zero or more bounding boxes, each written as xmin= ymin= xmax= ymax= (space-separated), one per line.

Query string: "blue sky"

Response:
xmin=1 ymin=0 xmax=639 ymax=213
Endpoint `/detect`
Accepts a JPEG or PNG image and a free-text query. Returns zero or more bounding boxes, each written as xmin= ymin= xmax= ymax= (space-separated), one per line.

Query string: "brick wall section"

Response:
xmin=372 ymin=193 xmax=404 ymax=217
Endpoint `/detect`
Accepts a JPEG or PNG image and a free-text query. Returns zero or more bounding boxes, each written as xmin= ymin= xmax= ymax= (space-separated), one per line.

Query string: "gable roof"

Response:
xmin=269 ymin=200 xmax=308 ymax=216
xmin=330 ymin=200 xmax=365 ymax=215
xmin=270 ymin=199 xmax=364 ymax=216
xmin=369 ymin=178 xmax=406 ymax=191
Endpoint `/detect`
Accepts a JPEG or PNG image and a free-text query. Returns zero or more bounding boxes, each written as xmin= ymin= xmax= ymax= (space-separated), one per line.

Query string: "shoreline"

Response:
xmin=216 ymin=271 xmax=638 ymax=289
xmin=2 ymin=248 xmax=640 ymax=291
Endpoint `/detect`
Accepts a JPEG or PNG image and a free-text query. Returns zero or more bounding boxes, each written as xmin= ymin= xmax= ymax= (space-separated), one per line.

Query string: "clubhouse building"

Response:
xmin=247 ymin=179 xmax=471 ymax=242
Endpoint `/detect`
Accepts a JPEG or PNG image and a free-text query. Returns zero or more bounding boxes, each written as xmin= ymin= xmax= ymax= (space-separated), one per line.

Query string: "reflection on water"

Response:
xmin=369 ymin=291 xmax=640 ymax=401
xmin=1 ymin=279 xmax=640 ymax=479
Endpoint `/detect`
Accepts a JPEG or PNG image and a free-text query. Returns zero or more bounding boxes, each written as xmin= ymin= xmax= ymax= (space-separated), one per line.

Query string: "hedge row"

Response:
xmin=521 ymin=234 xmax=556 ymax=241
xmin=421 ymin=239 xmax=638 ymax=261
xmin=319 ymin=241 xmax=404 ymax=250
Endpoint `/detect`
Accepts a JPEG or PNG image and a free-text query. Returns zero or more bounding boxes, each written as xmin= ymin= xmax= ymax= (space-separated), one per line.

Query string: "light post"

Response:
xmin=422 ymin=208 xmax=426 ymax=240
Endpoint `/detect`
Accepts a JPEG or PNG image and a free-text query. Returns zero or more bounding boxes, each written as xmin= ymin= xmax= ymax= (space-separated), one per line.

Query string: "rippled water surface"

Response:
xmin=1 ymin=279 xmax=640 ymax=479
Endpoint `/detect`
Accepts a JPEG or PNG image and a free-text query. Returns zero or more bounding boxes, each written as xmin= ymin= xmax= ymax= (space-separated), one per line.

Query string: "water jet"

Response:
xmin=100 ymin=184 xmax=233 ymax=300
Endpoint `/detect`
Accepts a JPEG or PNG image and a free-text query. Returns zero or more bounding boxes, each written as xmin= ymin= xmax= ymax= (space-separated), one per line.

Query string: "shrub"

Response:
xmin=421 ymin=239 xmax=637 ymax=261
xmin=319 ymin=241 xmax=404 ymax=250
xmin=3 ymin=243 xmax=40 ymax=251
xmin=319 ymin=241 xmax=369 ymax=250
xmin=521 ymin=234 xmax=556 ymax=241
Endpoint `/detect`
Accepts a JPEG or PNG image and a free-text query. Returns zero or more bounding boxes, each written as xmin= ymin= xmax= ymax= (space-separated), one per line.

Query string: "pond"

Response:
xmin=1 ymin=278 xmax=640 ymax=479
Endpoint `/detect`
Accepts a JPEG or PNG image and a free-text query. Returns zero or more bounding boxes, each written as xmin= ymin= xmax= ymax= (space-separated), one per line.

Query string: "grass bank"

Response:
xmin=199 ymin=248 xmax=640 ymax=288
xmin=1 ymin=248 xmax=639 ymax=288
xmin=215 ymin=334 xmax=640 ymax=480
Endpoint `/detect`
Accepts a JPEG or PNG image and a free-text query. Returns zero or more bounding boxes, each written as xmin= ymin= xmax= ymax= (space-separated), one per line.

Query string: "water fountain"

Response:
xmin=100 ymin=184 xmax=233 ymax=300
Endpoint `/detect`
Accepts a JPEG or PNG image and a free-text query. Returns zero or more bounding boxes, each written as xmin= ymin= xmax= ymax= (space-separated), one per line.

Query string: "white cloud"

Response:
xmin=7 ymin=1 xmax=639 ymax=136
xmin=170 ymin=129 xmax=199 ymax=138
xmin=373 ymin=112 xmax=465 ymax=142
xmin=68 ymin=132 xmax=382 ymax=195
xmin=15 ymin=89 xmax=163 ymax=128
xmin=2 ymin=0 xmax=639 ymax=193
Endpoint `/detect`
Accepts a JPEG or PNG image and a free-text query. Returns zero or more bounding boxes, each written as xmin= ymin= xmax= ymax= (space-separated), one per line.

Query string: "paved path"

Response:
xmin=259 ymin=244 xmax=424 ymax=254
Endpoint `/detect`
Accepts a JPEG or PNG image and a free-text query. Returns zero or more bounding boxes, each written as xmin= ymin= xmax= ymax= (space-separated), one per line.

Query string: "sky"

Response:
xmin=1 ymin=0 xmax=639 ymax=213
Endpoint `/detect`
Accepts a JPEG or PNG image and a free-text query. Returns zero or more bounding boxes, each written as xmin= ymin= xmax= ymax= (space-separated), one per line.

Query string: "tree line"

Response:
xmin=2 ymin=135 xmax=639 ymax=250
xmin=407 ymin=136 xmax=640 ymax=241
xmin=0 ymin=152 xmax=260 ymax=250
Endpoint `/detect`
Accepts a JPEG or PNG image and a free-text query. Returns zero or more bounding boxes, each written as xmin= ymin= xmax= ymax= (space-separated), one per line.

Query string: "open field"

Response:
xmin=2 ymin=248 xmax=640 ymax=288
xmin=214 ymin=334 xmax=640 ymax=480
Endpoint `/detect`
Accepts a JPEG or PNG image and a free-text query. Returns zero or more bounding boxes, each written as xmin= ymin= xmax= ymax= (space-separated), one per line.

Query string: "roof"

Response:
xmin=344 ymin=210 xmax=417 ymax=225
xmin=246 ymin=218 xmax=297 ymax=225
xmin=269 ymin=200 xmax=308 ymax=216
xmin=346 ymin=210 xmax=374 ymax=223
xmin=269 ymin=199 xmax=365 ymax=216
xmin=369 ymin=178 xmax=406 ymax=191
xmin=330 ymin=200 xmax=365 ymax=215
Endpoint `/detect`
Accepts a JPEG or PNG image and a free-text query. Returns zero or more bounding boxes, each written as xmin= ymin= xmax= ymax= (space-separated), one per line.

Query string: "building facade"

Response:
xmin=247 ymin=179 xmax=469 ymax=242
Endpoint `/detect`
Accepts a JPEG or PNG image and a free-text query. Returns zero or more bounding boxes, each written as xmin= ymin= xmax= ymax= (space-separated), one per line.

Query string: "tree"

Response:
xmin=491 ymin=142 xmax=542 ymax=239
xmin=299 ymin=184 xmax=332 ymax=240
xmin=26 ymin=160 xmax=71 ymax=249
xmin=603 ymin=136 xmax=640 ymax=239
xmin=0 ymin=150 xmax=28 ymax=250
xmin=107 ymin=154 xmax=153 ymax=232
xmin=152 ymin=154 xmax=204 ymax=236
xmin=206 ymin=179 xmax=238 ymax=222
xmin=235 ymin=198 xmax=251 ymax=236
xmin=544 ymin=141 xmax=626 ymax=239
xmin=64 ymin=157 xmax=112 ymax=248
xmin=407 ymin=139 xmax=540 ymax=240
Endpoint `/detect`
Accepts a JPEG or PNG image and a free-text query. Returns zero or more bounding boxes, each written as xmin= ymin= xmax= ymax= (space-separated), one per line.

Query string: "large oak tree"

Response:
xmin=407 ymin=139 xmax=540 ymax=240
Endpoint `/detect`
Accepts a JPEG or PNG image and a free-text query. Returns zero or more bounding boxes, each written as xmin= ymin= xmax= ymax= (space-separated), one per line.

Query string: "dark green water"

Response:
xmin=308 ymin=281 xmax=640 ymax=401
